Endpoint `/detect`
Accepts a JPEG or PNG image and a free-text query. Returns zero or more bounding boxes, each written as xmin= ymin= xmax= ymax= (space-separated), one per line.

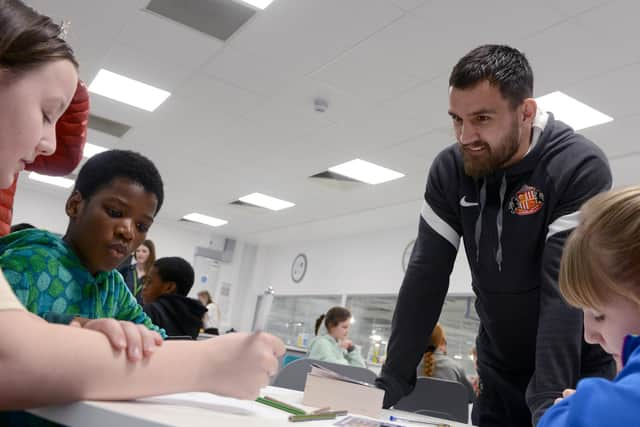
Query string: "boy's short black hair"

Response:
xmin=10 ymin=222 xmax=35 ymax=233
xmin=154 ymin=257 xmax=195 ymax=296
xmin=74 ymin=150 xmax=164 ymax=214
xmin=449 ymin=44 xmax=533 ymax=109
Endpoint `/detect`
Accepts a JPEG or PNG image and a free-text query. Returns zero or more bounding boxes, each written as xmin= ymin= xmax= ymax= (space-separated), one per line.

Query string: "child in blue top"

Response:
xmin=0 ymin=150 xmax=166 ymax=337
xmin=539 ymin=186 xmax=640 ymax=426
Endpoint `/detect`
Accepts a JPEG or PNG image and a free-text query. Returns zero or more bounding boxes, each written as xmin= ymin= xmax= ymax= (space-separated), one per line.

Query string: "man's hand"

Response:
xmin=553 ymin=388 xmax=576 ymax=405
xmin=70 ymin=317 xmax=163 ymax=362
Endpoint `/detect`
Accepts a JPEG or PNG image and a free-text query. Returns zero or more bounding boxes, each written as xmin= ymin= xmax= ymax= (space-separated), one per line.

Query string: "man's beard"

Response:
xmin=460 ymin=119 xmax=521 ymax=178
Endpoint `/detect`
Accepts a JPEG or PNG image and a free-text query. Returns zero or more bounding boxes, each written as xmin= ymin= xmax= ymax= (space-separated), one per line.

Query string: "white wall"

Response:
xmin=236 ymin=225 xmax=473 ymax=331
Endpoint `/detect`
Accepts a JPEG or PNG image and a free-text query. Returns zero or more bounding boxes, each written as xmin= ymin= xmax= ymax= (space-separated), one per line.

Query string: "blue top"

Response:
xmin=538 ymin=335 xmax=640 ymax=426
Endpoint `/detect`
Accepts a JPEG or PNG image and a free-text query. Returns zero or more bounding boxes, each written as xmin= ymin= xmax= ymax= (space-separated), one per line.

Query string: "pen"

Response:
xmin=389 ymin=415 xmax=450 ymax=427
xmin=256 ymin=396 xmax=307 ymax=416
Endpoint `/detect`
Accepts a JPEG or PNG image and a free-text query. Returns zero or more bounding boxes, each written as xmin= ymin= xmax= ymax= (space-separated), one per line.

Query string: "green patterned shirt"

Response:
xmin=0 ymin=229 xmax=165 ymax=337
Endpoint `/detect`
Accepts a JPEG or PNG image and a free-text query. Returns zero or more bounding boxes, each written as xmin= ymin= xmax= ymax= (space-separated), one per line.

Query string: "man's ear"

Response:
xmin=65 ymin=190 xmax=84 ymax=220
xmin=522 ymin=98 xmax=537 ymax=125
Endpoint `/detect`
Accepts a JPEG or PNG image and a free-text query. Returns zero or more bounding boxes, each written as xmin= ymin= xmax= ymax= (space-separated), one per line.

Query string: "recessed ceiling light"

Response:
xmin=239 ymin=193 xmax=295 ymax=211
xmin=83 ymin=143 xmax=108 ymax=158
xmin=182 ymin=213 xmax=228 ymax=227
xmin=28 ymin=172 xmax=74 ymax=188
xmin=239 ymin=0 xmax=275 ymax=9
xmin=535 ymin=91 xmax=613 ymax=131
xmin=329 ymin=159 xmax=405 ymax=185
xmin=88 ymin=69 xmax=171 ymax=112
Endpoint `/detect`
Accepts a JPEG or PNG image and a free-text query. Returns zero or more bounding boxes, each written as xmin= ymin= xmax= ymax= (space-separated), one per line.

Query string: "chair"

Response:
xmin=271 ymin=358 xmax=377 ymax=391
xmin=282 ymin=353 xmax=303 ymax=367
xmin=393 ymin=376 xmax=469 ymax=423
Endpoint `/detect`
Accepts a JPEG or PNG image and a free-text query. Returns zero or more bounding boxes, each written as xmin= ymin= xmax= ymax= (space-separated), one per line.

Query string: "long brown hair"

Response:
xmin=0 ymin=0 xmax=78 ymax=75
xmin=136 ymin=239 xmax=156 ymax=276
xmin=423 ymin=324 xmax=445 ymax=377
xmin=315 ymin=306 xmax=351 ymax=335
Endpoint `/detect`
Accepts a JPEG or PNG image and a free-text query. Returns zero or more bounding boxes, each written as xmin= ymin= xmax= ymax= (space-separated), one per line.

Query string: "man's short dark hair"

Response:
xmin=154 ymin=257 xmax=195 ymax=296
xmin=74 ymin=150 xmax=164 ymax=214
xmin=449 ymin=44 xmax=533 ymax=108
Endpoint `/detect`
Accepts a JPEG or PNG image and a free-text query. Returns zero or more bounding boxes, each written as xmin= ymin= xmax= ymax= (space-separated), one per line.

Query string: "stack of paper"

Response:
xmin=302 ymin=364 xmax=384 ymax=418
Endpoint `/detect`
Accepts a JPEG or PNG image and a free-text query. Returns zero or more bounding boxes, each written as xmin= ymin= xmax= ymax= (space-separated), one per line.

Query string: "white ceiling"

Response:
xmin=21 ymin=0 xmax=640 ymax=245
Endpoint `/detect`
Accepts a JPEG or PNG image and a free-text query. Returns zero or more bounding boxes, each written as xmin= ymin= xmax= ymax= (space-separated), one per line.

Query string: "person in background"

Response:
xmin=142 ymin=257 xmax=206 ymax=339
xmin=0 ymin=0 xmax=284 ymax=411
xmin=119 ymin=239 xmax=155 ymax=303
xmin=198 ymin=290 xmax=221 ymax=335
xmin=9 ymin=223 xmax=34 ymax=233
xmin=417 ymin=323 xmax=475 ymax=402
xmin=308 ymin=306 xmax=366 ymax=368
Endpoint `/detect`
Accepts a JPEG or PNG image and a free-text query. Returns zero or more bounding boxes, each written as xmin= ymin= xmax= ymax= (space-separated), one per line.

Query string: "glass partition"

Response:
xmin=258 ymin=293 xmax=479 ymax=375
xmin=261 ymin=294 xmax=342 ymax=347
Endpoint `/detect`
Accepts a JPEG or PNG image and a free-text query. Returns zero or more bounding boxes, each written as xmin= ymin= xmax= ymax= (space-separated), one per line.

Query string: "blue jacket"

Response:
xmin=538 ymin=335 xmax=640 ymax=426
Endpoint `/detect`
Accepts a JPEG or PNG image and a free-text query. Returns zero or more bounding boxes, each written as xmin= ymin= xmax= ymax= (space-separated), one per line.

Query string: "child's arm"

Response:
xmin=308 ymin=337 xmax=341 ymax=364
xmin=0 ymin=309 xmax=285 ymax=410
xmin=538 ymin=377 xmax=637 ymax=426
xmin=345 ymin=344 xmax=367 ymax=368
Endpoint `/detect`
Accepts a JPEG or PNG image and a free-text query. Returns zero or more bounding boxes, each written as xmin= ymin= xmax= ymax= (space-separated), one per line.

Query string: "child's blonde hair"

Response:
xmin=560 ymin=186 xmax=640 ymax=309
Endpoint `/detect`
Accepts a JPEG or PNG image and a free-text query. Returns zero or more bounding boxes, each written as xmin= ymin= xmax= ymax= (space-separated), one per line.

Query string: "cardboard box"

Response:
xmin=302 ymin=373 xmax=384 ymax=418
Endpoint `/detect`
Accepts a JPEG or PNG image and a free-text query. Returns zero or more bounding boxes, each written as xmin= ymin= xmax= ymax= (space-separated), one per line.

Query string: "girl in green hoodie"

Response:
xmin=308 ymin=306 xmax=366 ymax=367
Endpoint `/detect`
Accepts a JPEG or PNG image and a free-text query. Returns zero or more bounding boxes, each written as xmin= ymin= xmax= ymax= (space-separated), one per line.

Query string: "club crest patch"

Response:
xmin=509 ymin=185 xmax=544 ymax=215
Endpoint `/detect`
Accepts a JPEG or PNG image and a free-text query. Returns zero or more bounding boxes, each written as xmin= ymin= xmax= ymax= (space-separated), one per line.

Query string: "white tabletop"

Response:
xmin=28 ymin=386 xmax=472 ymax=427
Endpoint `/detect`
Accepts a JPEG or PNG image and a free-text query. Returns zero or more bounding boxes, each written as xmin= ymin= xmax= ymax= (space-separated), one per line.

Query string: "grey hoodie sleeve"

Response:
xmin=376 ymin=150 xmax=461 ymax=407
xmin=526 ymin=153 xmax=614 ymax=425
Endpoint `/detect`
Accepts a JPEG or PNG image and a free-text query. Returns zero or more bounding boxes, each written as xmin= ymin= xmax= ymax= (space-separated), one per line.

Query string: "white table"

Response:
xmin=28 ymin=386 xmax=472 ymax=427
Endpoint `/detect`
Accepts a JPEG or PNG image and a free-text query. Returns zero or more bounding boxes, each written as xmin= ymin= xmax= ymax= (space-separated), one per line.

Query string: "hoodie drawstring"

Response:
xmin=495 ymin=174 xmax=507 ymax=271
xmin=474 ymin=179 xmax=486 ymax=263
xmin=474 ymin=174 xmax=507 ymax=272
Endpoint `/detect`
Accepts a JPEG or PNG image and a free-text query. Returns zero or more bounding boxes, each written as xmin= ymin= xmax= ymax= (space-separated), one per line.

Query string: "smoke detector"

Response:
xmin=314 ymin=98 xmax=328 ymax=113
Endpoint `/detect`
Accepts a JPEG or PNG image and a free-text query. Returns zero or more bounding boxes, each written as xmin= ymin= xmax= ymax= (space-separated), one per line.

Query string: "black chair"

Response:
xmin=394 ymin=376 xmax=469 ymax=423
xmin=271 ymin=358 xmax=377 ymax=391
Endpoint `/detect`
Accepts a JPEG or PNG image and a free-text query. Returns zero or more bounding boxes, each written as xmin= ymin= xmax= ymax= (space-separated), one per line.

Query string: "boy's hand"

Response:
xmin=205 ymin=332 xmax=285 ymax=400
xmin=70 ymin=317 xmax=163 ymax=362
xmin=553 ymin=388 xmax=576 ymax=404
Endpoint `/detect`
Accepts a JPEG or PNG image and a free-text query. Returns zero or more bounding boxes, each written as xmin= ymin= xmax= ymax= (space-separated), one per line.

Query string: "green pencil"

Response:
xmin=289 ymin=413 xmax=338 ymax=422
xmin=255 ymin=396 xmax=307 ymax=416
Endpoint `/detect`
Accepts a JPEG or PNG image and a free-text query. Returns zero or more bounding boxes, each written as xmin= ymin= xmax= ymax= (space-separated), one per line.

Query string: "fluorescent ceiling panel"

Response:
xmin=29 ymin=172 xmax=74 ymax=188
xmin=238 ymin=193 xmax=295 ymax=211
xmin=89 ymin=69 xmax=171 ymax=112
xmin=329 ymin=159 xmax=405 ymax=185
xmin=182 ymin=213 xmax=228 ymax=227
xmin=83 ymin=143 xmax=108 ymax=158
xmin=239 ymin=0 xmax=274 ymax=9
xmin=535 ymin=91 xmax=613 ymax=131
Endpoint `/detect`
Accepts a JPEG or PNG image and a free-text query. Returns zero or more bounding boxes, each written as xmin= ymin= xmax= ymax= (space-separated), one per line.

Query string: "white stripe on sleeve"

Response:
xmin=420 ymin=201 xmax=460 ymax=250
xmin=547 ymin=211 xmax=580 ymax=240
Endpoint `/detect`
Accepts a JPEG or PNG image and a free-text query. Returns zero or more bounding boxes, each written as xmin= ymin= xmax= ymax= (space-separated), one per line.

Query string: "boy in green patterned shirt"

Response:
xmin=0 ymin=150 xmax=166 ymax=337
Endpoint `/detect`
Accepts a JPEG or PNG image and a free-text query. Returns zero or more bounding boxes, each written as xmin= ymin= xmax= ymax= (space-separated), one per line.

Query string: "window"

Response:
xmin=260 ymin=294 xmax=342 ymax=347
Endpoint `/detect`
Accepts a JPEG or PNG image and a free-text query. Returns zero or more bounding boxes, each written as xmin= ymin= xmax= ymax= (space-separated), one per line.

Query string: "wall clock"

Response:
xmin=291 ymin=253 xmax=307 ymax=283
